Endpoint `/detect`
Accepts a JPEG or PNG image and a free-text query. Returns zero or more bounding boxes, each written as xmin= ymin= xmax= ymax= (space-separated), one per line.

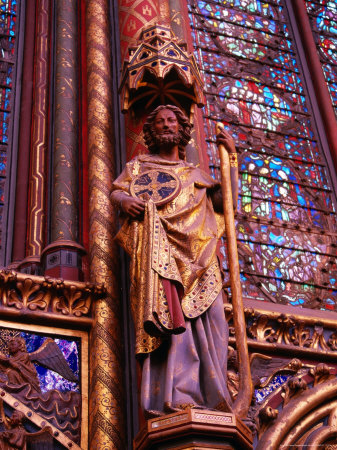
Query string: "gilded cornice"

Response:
xmin=226 ymin=299 xmax=337 ymax=360
xmin=0 ymin=270 xmax=105 ymax=326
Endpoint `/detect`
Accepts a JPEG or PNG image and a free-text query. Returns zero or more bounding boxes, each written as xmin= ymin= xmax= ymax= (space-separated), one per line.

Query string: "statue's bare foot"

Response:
xmin=144 ymin=409 xmax=164 ymax=419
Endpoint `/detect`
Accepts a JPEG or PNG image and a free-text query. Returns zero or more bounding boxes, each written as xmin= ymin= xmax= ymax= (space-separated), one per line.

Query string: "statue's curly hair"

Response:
xmin=143 ymin=105 xmax=192 ymax=160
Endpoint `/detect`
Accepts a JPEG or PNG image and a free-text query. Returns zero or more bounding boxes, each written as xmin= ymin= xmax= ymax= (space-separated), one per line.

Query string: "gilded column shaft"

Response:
xmin=51 ymin=0 xmax=79 ymax=242
xmin=26 ymin=0 xmax=50 ymax=258
xmin=86 ymin=0 xmax=126 ymax=448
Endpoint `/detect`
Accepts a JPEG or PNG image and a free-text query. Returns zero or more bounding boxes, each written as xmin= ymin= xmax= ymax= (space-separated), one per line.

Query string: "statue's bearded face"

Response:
xmin=152 ymin=109 xmax=181 ymax=147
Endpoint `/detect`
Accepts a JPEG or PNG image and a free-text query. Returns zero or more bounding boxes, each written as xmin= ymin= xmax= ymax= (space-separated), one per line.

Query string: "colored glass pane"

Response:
xmin=0 ymin=87 xmax=11 ymax=110
xmin=241 ymin=153 xmax=330 ymax=189
xmin=21 ymin=332 xmax=80 ymax=393
xmin=255 ymin=375 xmax=290 ymax=403
xmin=0 ymin=61 xmax=13 ymax=88
xmin=0 ymin=178 xmax=5 ymax=203
xmin=189 ymin=0 xmax=337 ymax=310
xmin=195 ymin=49 xmax=305 ymax=96
xmin=0 ymin=151 xmax=7 ymax=176
xmin=0 ymin=1 xmax=16 ymax=60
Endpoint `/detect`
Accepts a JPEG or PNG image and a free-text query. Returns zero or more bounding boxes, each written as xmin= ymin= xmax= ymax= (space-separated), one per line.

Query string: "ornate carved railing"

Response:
xmin=226 ymin=299 xmax=337 ymax=361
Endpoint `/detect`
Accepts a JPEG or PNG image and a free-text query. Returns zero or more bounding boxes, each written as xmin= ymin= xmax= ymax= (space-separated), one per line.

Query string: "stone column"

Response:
xmin=41 ymin=0 xmax=85 ymax=281
xmin=11 ymin=0 xmax=36 ymax=266
xmin=20 ymin=0 xmax=50 ymax=275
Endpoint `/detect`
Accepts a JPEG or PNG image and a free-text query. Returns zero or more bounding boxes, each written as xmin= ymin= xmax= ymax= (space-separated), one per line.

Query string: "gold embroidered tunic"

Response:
xmin=111 ymin=154 xmax=225 ymax=355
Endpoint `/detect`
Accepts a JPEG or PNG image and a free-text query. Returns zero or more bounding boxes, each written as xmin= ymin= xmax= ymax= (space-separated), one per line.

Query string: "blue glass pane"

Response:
xmin=255 ymin=375 xmax=290 ymax=402
xmin=21 ymin=332 xmax=80 ymax=393
xmin=0 ymin=87 xmax=11 ymax=111
xmin=0 ymin=152 xmax=7 ymax=177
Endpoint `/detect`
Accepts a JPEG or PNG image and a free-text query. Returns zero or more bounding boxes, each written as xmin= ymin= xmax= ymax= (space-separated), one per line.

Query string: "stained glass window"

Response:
xmin=0 ymin=0 xmax=18 ymax=250
xmin=306 ymin=0 xmax=337 ymax=116
xmin=188 ymin=0 xmax=337 ymax=310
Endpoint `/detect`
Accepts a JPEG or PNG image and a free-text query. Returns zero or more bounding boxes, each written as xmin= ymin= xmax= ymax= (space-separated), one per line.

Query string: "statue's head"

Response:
xmin=8 ymin=337 xmax=26 ymax=355
xmin=143 ymin=105 xmax=192 ymax=160
xmin=10 ymin=411 xmax=25 ymax=427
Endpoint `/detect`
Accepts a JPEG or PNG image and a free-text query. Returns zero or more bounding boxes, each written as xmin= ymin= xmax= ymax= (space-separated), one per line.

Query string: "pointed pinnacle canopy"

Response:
xmin=119 ymin=24 xmax=205 ymax=118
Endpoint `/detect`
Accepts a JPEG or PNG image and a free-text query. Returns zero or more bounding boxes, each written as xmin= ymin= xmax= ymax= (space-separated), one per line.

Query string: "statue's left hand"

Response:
xmin=216 ymin=128 xmax=236 ymax=154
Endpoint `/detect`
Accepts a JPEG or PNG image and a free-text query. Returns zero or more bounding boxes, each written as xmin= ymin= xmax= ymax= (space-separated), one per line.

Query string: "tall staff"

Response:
xmin=216 ymin=123 xmax=253 ymax=418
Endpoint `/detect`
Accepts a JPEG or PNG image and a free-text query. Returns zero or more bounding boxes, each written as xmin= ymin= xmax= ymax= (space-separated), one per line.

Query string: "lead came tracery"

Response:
xmin=188 ymin=0 xmax=337 ymax=309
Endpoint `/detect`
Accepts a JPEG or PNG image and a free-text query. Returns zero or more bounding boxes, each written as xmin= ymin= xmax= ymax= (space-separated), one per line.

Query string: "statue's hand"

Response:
xmin=121 ymin=196 xmax=145 ymax=219
xmin=216 ymin=128 xmax=236 ymax=154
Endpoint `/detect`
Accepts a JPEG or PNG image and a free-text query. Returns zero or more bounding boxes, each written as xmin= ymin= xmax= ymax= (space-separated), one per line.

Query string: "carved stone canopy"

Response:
xmin=119 ymin=24 xmax=205 ymax=119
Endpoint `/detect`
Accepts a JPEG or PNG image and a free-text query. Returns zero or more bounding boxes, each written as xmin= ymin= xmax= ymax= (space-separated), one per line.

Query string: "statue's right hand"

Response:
xmin=121 ymin=196 xmax=145 ymax=218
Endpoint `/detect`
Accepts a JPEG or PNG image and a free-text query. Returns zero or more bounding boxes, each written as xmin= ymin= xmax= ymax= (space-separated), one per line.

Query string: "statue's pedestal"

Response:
xmin=134 ymin=409 xmax=253 ymax=450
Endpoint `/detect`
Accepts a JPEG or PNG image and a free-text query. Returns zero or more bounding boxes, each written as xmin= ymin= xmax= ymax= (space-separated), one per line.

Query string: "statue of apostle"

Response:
xmin=110 ymin=105 xmax=239 ymax=418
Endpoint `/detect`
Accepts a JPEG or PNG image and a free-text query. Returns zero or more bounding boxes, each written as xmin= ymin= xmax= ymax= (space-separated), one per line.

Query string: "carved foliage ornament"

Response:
xmin=226 ymin=306 xmax=337 ymax=358
xmin=0 ymin=270 xmax=105 ymax=318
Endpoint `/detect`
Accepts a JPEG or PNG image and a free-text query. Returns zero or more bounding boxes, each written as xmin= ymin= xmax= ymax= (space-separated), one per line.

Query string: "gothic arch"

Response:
xmin=257 ymin=374 xmax=337 ymax=449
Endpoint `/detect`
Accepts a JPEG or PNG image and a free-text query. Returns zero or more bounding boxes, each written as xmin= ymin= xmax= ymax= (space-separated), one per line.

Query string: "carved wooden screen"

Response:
xmin=0 ymin=0 xmax=19 ymax=254
xmin=306 ymin=0 xmax=337 ymax=116
xmin=188 ymin=0 xmax=337 ymax=310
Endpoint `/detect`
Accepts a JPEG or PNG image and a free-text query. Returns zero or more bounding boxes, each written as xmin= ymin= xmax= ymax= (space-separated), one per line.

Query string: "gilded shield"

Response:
xmin=130 ymin=170 xmax=181 ymax=205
